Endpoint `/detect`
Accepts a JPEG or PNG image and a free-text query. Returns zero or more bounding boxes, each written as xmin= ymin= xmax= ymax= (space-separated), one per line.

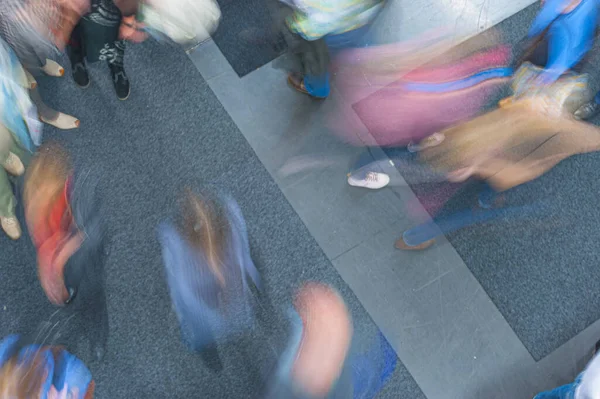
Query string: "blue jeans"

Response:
xmin=534 ymin=374 xmax=582 ymax=399
xmin=402 ymin=187 xmax=547 ymax=247
xmin=304 ymin=25 xmax=371 ymax=98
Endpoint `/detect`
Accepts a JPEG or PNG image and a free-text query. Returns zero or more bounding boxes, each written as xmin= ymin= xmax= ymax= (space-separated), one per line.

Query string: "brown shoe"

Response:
xmin=2 ymin=152 xmax=24 ymax=176
xmin=288 ymin=73 xmax=310 ymax=95
xmin=395 ymin=235 xmax=435 ymax=251
xmin=1 ymin=216 xmax=22 ymax=240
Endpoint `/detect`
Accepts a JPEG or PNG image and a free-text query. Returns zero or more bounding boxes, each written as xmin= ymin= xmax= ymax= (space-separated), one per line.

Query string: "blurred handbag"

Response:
xmin=504 ymin=61 xmax=593 ymax=115
xmin=138 ymin=0 xmax=221 ymax=44
xmin=338 ymin=44 xmax=512 ymax=147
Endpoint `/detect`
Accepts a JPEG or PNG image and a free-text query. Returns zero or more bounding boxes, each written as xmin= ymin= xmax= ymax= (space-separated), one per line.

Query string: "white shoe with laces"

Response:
xmin=347 ymin=172 xmax=390 ymax=189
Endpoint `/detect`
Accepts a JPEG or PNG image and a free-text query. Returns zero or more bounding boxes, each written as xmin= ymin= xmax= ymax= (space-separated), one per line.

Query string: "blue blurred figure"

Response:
xmin=157 ymin=189 xmax=261 ymax=371
xmin=535 ymin=341 xmax=600 ymax=398
xmin=524 ymin=0 xmax=600 ymax=119
xmin=262 ymin=283 xmax=397 ymax=398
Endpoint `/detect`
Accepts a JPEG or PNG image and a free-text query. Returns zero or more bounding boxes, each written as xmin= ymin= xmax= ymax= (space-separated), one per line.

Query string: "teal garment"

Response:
xmin=0 ymin=37 xmax=35 ymax=151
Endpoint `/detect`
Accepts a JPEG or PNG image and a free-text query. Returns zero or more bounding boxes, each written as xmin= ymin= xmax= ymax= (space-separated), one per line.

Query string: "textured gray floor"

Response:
xmin=188 ymin=0 xmax=600 ymax=397
xmin=212 ymin=0 xmax=287 ymax=77
xmin=366 ymin=1 xmax=600 ymax=361
xmin=0 ymin=39 xmax=424 ymax=397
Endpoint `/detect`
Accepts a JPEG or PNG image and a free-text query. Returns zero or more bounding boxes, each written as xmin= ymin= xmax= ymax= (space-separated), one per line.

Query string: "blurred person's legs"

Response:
xmin=535 ymin=341 xmax=600 ymax=398
xmin=0 ymin=15 xmax=78 ymax=130
xmin=346 ymin=143 xmax=447 ymax=190
xmin=65 ymin=171 xmax=109 ymax=360
xmin=396 ymin=187 xmax=545 ymax=251
xmin=70 ymin=0 xmax=130 ymax=99
xmin=68 ymin=23 xmax=90 ymax=88
xmin=198 ymin=342 xmax=223 ymax=373
xmin=179 ymin=317 xmax=223 ymax=372
xmin=108 ymin=39 xmax=130 ymax=100
xmin=288 ymin=25 xmax=371 ymax=99
xmin=347 ymin=147 xmax=391 ymax=189
xmin=0 ymin=125 xmax=25 ymax=240
xmin=29 ymin=87 xmax=80 ymax=130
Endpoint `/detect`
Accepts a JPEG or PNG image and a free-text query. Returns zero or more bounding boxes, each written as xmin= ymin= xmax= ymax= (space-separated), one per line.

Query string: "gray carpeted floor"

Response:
xmin=212 ymin=0 xmax=287 ymax=77
xmin=372 ymin=1 xmax=600 ymax=361
xmin=0 ymin=39 xmax=424 ymax=398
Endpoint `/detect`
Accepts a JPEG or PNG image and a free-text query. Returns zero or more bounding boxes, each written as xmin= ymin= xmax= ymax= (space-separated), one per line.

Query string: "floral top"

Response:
xmin=285 ymin=0 xmax=385 ymax=41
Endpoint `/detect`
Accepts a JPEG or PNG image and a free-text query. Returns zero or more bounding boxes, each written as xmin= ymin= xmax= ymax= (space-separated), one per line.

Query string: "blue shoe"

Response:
xmin=287 ymin=73 xmax=328 ymax=99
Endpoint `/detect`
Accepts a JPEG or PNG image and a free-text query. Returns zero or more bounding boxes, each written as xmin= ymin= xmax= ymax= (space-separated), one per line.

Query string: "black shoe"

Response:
xmin=72 ymin=61 xmax=90 ymax=88
xmin=575 ymin=101 xmax=600 ymax=120
xmin=109 ymin=64 xmax=130 ymax=101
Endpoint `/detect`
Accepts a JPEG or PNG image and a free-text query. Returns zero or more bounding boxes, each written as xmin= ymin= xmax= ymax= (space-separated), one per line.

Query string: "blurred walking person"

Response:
xmin=157 ymin=189 xmax=262 ymax=371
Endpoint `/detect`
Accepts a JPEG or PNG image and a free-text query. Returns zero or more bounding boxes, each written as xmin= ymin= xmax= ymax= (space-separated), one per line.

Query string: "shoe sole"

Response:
xmin=395 ymin=236 xmax=435 ymax=251
xmin=118 ymin=90 xmax=131 ymax=101
xmin=347 ymin=180 xmax=387 ymax=190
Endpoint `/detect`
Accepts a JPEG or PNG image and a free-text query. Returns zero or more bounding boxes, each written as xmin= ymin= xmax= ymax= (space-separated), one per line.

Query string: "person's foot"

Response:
xmin=575 ymin=101 xmax=600 ymax=120
xmin=2 ymin=152 xmax=24 ymax=176
xmin=287 ymin=73 xmax=327 ymax=99
xmin=40 ymin=112 xmax=80 ymax=130
xmin=42 ymin=59 xmax=65 ymax=77
xmin=1 ymin=216 xmax=21 ymax=240
xmin=407 ymin=133 xmax=445 ymax=153
xmin=71 ymin=61 xmax=90 ymax=88
xmin=109 ymin=64 xmax=130 ymax=100
xmin=477 ymin=193 xmax=505 ymax=209
xmin=347 ymin=172 xmax=390 ymax=189
xmin=394 ymin=235 xmax=435 ymax=251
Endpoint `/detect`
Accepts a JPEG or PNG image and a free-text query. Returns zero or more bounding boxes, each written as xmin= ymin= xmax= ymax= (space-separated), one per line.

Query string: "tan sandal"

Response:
xmin=1 ymin=216 xmax=22 ymax=240
xmin=2 ymin=152 xmax=24 ymax=176
xmin=395 ymin=235 xmax=435 ymax=251
xmin=42 ymin=59 xmax=65 ymax=77
xmin=40 ymin=112 xmax=80 ymax=130
xmin=288 ymin=73 xmax=310 ymax=95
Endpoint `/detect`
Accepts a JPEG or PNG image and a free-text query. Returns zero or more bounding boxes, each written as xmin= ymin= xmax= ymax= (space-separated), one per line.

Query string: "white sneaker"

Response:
xmin=347 ymin=172 xmax=390 ymax=189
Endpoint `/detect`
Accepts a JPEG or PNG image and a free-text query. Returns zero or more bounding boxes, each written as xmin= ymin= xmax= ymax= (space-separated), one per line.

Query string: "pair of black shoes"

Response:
xmin=71 ymin=59 xmax=131 ymax=101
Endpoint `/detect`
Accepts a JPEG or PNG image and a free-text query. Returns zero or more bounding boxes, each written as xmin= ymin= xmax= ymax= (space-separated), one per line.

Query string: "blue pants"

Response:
xmin=534 ymin=383 xmax=578 ymax=399
xmin=534 ymin=373 xmax=582 ymax=399
xmin=402 ymin=186 xmax=547 ymax=247
xmin=303 ymin=25 xmax=371 ymax=98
